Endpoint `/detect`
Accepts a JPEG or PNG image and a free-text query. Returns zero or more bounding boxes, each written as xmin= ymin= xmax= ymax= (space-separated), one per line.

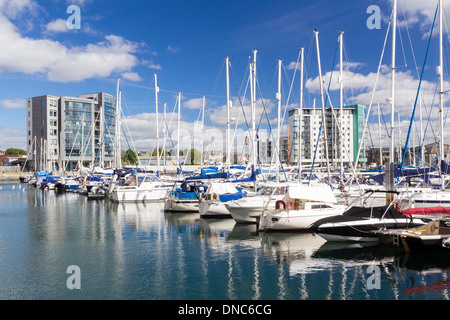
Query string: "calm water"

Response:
xmin=0 ymin=181 xmax=449 ymax=301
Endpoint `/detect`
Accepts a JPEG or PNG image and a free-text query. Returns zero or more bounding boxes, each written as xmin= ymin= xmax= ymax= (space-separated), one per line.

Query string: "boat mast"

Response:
xmin=314 ymin=29 xmax=331 ymax=183
xmin=201 ymin=96 xmax=205 ymax=169
xmin=389 ymin=0 xmax=397 ymax=171
xmin=252 ymin=50 xmax=258 ymax=174
xmin=298 ymin=47 xmax=304 ymax=184
xmin=154 ymin=73 xmax=160 ymax=176
xmin=439 ymin=0 xmax=445 ymax=190
xmin=378 ymin=100 xmax=383 ymax=168
xmin=276 ymin=59 xmax=282 ymax=183
xmin=339 ymin=30 xmax=344 ymax=180
xmin=177 ymin=92 xmax=181 ymax=168
xmin=114 ymin=79 xmax=122 ymax=169
xmin=225 ymin=57 xmax=231 ymax=175
xmin=385 ymin=0 xmax=397 ymax=195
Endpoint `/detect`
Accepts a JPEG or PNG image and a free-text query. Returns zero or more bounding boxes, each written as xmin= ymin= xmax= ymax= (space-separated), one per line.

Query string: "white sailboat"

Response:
xmin=407 ymin=0 xmax=450 ymax=208
xmin=225 ymin=182 xmax=289 ymax=223
xmin=259 ymin=184 xmax=346 ymax=231
xmin=109 ymin=73 xmax=173 ymax=202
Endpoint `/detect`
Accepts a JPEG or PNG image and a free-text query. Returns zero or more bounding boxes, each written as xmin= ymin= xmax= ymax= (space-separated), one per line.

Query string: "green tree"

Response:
xmin=185 ymin=148 xmax=201 ymax=165
xmin=5 ymin=148 xmax=27 ymax=155
xmin=123 ymin=149 xmax=138 ymax=165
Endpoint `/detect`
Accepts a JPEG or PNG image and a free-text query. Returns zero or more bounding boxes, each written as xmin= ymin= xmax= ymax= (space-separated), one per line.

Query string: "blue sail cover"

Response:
xmin=185 ymin=172 xmax=229 ymax=181
xmin=441 ymin=161 xmax=450 ymax=175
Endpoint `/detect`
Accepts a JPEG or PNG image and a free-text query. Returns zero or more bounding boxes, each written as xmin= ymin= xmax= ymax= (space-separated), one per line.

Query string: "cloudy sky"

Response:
xmin=0 ymin=0 xmax=448 ymax=153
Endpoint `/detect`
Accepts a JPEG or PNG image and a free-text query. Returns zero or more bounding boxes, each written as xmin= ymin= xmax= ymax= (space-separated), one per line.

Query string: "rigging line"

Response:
xmin=351 ymin=11 xmax=391 ymax=181
xmin=229 ymin=63 xmax=251 ymax=130
xmin=399 ymin=0 xmax=420 ymax=79
xmin=396 ymin=4 xmax=408 ymax=71
xmin=308 ymin=39 xmax=339 ymax=182
xmin=254 ymin=65 xmax=288 ymax=181
xmin=120 ymin=93 xmax=141 ymax=164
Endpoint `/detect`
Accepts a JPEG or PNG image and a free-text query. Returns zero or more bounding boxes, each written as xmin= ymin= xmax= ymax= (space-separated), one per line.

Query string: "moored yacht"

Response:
xmin=310 ymin=190 xmax=427 ymax=242
xmin=109 ymin=173 xmax=173 ymax=203
xmin=225 ymin=182 xmax=290 ymax=224
xmin=258 ymin=184 xmax=346 ymax=232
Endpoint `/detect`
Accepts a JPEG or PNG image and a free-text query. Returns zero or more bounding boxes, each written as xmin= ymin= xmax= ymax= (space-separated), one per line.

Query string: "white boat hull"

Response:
xmin=167 ymin=199 xmax=199 ymax=212
xmin=260 ymin=206 xmax=346 ymax=232
xmin=111 ymin=187 xmax=169 ymax=203
xmin=226 ymin=196 xmax=282 ymax=223
xmin=199 ymin=201 xmax=231 ymax=218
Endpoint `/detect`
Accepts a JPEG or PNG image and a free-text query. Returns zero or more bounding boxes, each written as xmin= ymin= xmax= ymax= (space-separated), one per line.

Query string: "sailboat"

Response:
xmin=308 ymin=1 xmax=432 ymax=242
xmin=165 ymin=180 xmax=208 ymax=212
xmin=405 ymin=0 xmax=450 ymax=209
xmin=226 ymin=57 xmax=294 ymax=224
xmin=259 ymin=184 xmax=347 ymax=232
xmin=109 ymin=73 xmax=173 ymax=202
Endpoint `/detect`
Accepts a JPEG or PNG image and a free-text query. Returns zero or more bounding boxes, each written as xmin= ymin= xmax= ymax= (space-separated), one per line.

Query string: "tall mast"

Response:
xmin=389 ymin=0 xmax=397 ymax=168
xmin=378 ymin=101 xmax=383 ymax=168
xmin=177 ymin=92 xmax=181 ymax=167
xmin=276 ymin=59 xmax=282 ymax=183
xmin=163 ymin=102 xmax=167 ymax=170
xmin=225 ymin=57 xmax=231 ymax=174
xmin=252 ymin=50 xmax=258 ymax=172
xmin=114 ymin=79 xmax=121 ymax=169
xmin=439 ymin=0 xmax=445 ymax=190
xmin=339 ymin=30 xmax=344 ymax=179
xmin=201 ymin=96 xmax=205 ymax=169
xmin=154 ymin=73 xmax=160 ymax=175
xmin=298 ymin=47 xmax=304 ymax=183
xmin=314 ymin=29 xmax=331 ymax=182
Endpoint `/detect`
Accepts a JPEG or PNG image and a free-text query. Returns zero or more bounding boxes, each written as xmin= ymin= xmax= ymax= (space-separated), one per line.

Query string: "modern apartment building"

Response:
xmin=26 ymin=92 xmax=118 ymax=172
xmin=288 ymin=104 xmax=366 ymax=168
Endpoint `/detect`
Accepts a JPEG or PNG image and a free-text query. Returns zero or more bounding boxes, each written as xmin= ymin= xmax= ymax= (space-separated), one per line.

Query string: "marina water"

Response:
xmin=0 ymin=181 xmax=449 ymax=300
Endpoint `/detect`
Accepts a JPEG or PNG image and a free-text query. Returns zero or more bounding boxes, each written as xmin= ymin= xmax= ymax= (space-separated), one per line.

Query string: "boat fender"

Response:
xmin=211 ymin=193 xmax=220 ymax=201
xmin=276 ymin=200 xmax=287 ymax=210
xmin=198 ymin=192 xmax=203 ymax=200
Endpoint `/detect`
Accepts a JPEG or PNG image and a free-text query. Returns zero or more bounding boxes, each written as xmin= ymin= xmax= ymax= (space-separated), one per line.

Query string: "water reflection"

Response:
xmin=0 ymin=183 xmax=449 ymax=300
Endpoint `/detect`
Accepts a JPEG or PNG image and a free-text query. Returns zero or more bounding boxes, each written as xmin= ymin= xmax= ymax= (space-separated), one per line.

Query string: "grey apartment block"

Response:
xmin=26 ymin=92 xmax=117 ymax=172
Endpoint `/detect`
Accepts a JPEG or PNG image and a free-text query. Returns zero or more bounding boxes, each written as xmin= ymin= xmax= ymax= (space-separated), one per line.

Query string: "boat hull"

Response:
xmin=260 ymin=207 xmax=346 ymax=232
xmin=199 ymin=201 xmax=232 ymax=218
xmin=315 ymin=218 xmax=427 ymax=242
xmin=166 ymin=199 xmax=199 ymax=212
xmin=226 ymin=196 xmax=281 ymax=224
xmin=111 ymin=187 xmax=169 ymax=203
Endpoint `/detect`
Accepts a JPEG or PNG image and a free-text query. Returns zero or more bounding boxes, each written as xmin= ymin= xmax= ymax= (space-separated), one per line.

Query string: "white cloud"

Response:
xmin=0 ymin=0 xmax=38 ymax=19
xmin=183 ymin=97 xmax=205 ymax=110
xmin=0 ymin=127 xmax=26 ymax=150
xmin=207 ymin=97 xmax=275 ymax=126
xmin=1 ymin=98 xmax=25 ymax=109
xmin=0 ymin=5 xmax=140 ymax=82
xmin=142 ymin=59 xmax=162 ymax=70
xmin=44 ymin=19 xmax=68 ymax=34
xmin=121 ymin=72 xmax=143 ymax=82
xmin=167 ymin=45 xmax=180 ymax=53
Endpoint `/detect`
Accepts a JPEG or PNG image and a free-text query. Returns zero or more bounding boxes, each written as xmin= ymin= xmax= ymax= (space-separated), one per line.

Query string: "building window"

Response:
xmin=41 ymin=100 xmax=45 ymax=107
xmin=50 ymin=110 xmax=53 ymax=116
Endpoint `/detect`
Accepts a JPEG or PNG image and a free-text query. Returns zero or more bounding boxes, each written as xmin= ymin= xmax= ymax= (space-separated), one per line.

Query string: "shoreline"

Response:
xmin=0 ymin=173 xmax=23 ymax=182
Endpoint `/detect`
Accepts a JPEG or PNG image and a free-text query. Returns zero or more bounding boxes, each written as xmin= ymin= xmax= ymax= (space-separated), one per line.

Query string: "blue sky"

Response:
xmin=0 ymin=0 xmax=446 ymax=152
